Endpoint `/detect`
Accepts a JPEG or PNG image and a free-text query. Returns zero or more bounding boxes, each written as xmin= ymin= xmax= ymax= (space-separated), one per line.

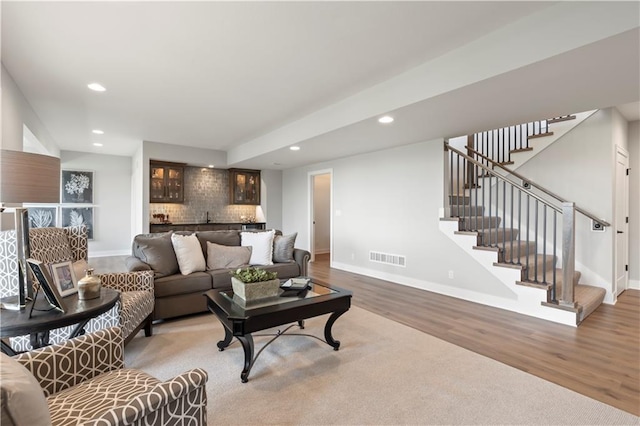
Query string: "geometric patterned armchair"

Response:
xmin=5 ymin=326 xmax=208 ymax=425
xmin=0 ymin=226 xmax=154 ymax=352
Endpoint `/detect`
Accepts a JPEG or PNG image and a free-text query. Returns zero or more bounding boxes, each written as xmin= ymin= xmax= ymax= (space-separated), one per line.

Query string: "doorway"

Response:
xmin=614 ymin=146 xmax=630 ymax=297
xmin=309 ymin=171 xmax=331 ymax=263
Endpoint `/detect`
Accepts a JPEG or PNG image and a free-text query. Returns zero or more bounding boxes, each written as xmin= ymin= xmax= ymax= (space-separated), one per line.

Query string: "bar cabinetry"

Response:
xmin=229 ymin=169 xmax=260 ymax=205
xmin=150 ymin=161 xmax=185 ymax=203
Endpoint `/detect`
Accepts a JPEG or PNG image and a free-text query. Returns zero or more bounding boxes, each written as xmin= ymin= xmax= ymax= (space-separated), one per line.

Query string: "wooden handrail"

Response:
xmin=467 ymin=146 xmax=610 ymax=227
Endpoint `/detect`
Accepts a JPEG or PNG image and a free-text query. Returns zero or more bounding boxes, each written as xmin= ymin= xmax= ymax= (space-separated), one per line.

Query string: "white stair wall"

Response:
xmin=439 ymin=219 xmax=578 ymax=326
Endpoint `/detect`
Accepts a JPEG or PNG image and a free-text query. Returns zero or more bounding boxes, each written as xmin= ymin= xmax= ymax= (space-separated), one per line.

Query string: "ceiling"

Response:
xmin=2 ymin=1 xmax=639 ymax=170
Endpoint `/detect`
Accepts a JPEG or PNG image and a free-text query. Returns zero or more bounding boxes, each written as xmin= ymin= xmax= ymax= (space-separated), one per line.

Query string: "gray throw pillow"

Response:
xmin=0 ymin=353 xmax=52 ymax=426
xmin=207 ymin=242 xmax=252 ymax=270
xmin=132 ymin=232 xmax=179 ymax=277
xmin=273 ymin=232 xmax=297 ymax=263
xmin=196 ymin=231 xmax=241 ymax=254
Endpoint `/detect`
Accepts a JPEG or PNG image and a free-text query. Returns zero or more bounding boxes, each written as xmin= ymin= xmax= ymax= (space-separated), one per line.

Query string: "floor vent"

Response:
xmin=369 ymin=251 xmax=406 ymax=267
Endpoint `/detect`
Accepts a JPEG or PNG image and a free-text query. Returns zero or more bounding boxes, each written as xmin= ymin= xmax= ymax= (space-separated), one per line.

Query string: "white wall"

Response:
xmin=1 ymin=65 xmax=59 ymax=155
xmin=61 ymin=151 xmax=132 ymax=256
xmin=517 ymin=108 xmax=628 ymax=301
xmin=283 ymin=139 xmax=515 ymax=299
xmin=260 ymin=169 xmax=283 ymax=232
xmin=313 ymin=174 xmax=331 ymax=254
xmin=628 ymin=120 xmax=640 ymax=289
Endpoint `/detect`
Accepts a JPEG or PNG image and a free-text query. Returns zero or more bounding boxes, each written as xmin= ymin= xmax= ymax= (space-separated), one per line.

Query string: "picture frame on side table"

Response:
xmin=26 ymin=259 xmax=66 ymax=313
xmin=61 ymin=170 xmax=94 ymax=204
xmin=49 ymin=261 xmax=78 ymax=297
xmin=61 ymin=207 xmax=94 ymax=240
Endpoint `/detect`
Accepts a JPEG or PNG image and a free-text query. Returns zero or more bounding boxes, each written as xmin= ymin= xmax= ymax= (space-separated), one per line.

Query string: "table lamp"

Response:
xmin=1 ymin=149 xmax=61 ymax=310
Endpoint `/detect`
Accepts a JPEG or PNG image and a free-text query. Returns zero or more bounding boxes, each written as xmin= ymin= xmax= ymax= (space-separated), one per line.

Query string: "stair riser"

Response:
xmin=478 ymin=229 xmax=519 ymax=245
xmin=499 ymin=241 xmax=537 ymax=263
xmin=460 ymin=216 xmax=501 ymax=231
xmin=450 ymin=206 xmax=484 ymax=216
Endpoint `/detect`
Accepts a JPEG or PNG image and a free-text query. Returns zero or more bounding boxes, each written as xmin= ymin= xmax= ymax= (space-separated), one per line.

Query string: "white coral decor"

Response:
xmin=65 ymin=173 xmax=90 ymax=196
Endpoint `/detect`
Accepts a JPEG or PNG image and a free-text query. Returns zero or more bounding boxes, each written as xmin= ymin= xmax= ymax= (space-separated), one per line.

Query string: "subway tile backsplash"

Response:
xmin=149 ymin=167 xmax=257 ymax=224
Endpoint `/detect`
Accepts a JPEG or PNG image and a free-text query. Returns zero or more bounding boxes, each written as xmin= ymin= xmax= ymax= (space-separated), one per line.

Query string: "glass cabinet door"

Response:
xmin=150 ymin=162 xmax=184 ymax=203
xmin=229 ymin=169 xmax=260 ymax=205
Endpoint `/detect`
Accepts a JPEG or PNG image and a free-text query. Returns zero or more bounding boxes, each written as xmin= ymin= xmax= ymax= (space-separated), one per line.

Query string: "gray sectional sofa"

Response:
xmin=125 ymin=229 xmax=310 ymax=320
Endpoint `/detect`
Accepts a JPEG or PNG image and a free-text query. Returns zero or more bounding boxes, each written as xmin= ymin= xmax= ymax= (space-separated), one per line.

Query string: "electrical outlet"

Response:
xmin=351 ymin=253 xmax=355 ymax=260
xmin=448 ymin=270 xmax=454 ymax=279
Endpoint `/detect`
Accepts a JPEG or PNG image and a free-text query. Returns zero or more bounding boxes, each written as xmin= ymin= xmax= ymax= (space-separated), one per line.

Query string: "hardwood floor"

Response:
xmin=308 ymin=253 xmax=640 ymax=416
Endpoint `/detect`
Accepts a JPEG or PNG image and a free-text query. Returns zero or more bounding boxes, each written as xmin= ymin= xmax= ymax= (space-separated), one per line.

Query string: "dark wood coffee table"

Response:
xmin=204 ymin=282 xmax=352 ymax=382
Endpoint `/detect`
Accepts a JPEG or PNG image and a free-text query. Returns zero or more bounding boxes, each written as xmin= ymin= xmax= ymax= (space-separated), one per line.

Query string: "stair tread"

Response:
xmin=528 ymin=131 xmax=554 ymax=139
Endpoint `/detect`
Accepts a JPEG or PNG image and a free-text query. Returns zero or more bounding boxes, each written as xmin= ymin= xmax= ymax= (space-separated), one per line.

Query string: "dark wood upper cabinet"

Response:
xmin=150 ymin=161 xmax=185 ymax=203
xmin=229 ymin=168 xmax=260 ymax=205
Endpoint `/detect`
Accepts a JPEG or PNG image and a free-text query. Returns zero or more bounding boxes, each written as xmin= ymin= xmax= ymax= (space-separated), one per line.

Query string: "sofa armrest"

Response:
xmin=101 ymin=271 xmax=154 ymax=294
xmin=86 ymin=368 xmax=209 ymax=426
xmin=14 ymin=327 xmax=124 ymax=397
xmin=293 ymin=248 xmax=311 ymax=276
xmin=125 ymin=255 xmax=152 ymax=272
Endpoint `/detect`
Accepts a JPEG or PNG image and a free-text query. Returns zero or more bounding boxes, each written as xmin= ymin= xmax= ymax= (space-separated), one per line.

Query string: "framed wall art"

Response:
xmin=25 ymin=205 xmax=58 ymax=228
xmin=49 ymin=261 xmax=78 ymax=297
xmin=61 ymin=207 xmax=94 ymax=240
xmin=61 ymin=170 xmax=94 ymax=204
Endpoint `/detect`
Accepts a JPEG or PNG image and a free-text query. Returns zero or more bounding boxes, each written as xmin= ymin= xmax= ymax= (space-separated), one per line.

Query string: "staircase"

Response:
xmin=440 ymin=114 xmax=607 ymax=326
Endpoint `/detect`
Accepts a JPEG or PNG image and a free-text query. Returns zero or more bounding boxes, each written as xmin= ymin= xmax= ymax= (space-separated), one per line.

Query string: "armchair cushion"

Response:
xmin=0 ymin=353 xmax=52 ymax=426
xmin=47 ymin=368 xmax=160 ymax=425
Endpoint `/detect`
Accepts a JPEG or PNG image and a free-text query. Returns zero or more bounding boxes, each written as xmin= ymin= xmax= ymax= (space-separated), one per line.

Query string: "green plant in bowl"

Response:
xmin=230 ymin=267 xmax=278 ymax=283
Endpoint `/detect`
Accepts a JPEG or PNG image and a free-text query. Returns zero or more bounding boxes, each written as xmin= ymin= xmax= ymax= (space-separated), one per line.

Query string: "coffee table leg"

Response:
xmin=324 ymin=309 xmax=348 ymax=351
xmin=236 ymin=334 xmax=254 ymax=383
xmin=217 ymin=326 xmax=233 ymax=351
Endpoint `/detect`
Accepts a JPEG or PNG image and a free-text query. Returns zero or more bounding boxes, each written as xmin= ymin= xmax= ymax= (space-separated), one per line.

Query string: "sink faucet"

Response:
xmin=206 ymin=211 xmax=210 ymax=224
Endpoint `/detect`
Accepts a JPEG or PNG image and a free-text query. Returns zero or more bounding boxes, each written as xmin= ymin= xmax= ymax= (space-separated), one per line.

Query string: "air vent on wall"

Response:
xmin=369 ymin=251 xmax=406 ymax=267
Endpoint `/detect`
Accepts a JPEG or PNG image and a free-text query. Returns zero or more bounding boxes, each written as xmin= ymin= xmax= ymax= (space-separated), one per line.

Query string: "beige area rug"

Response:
xmin=124 ymin=307 xmax=639 ymax=425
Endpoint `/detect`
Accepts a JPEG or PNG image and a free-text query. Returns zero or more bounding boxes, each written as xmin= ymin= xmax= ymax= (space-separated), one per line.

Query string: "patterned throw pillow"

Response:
xmin=241 ymin=230 xmax=275 ymax=266
xmin=206 ymin=242 xmax=252 ymax=270
xmin=273 ymin=232 xmax=297 ymax=263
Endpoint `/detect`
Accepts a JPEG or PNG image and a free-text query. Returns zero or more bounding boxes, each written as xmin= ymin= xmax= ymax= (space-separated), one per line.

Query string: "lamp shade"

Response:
xmin=1 ymin=149 xmax=60 ymax=203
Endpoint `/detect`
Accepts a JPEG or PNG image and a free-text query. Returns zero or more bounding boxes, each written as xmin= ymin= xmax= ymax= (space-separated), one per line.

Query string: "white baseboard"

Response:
xmin=629 ymin=279 xmax=640 ymax=290
xmin=330 ymin=261 xmax=577 ymax=327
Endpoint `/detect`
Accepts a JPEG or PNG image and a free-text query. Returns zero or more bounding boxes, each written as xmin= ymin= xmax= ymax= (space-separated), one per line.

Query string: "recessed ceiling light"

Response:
xmin=378 ymin=116 xmax=394 ymax=124
xmin=208 ymin=165 xmax=214 ymax=168
xmin=87 ymin=83 xmax=106 ymax=92
xmin=92 ymin=129 xmax=104 ymax=134
xmin=93 ymin=142 xmax=103 ymax=147
xmin=290 ymin=146 xmax=300 ymax=151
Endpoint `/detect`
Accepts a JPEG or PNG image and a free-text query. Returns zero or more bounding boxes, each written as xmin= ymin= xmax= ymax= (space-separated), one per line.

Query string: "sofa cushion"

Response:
xmin=0 ymin=353 xmax=52 ymax=426
xmin=273 ymin=232 xmax=297 ymax=263
xmin=171 ymin=234 xmax=206 ymax=275
xmin=196 ymin=230 xmax=240 ymax=255
xmin=154 ymin=272 xmax=212 ymax=298
xmin=241 ymin=230 xmax=275 ymax=266
xmin=260 ymin=262 xmax=301 ymax=280
xmin=207 ymin=269 xmax=234 ymax=289
xmin=206 ymin=242 xmax=251 ymax=270
xmin=132 ymin=232 xmax=179 ymax=278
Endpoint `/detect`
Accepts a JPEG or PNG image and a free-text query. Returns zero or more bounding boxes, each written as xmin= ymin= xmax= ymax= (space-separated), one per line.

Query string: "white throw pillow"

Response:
xmin=241 ymin=230 xmax=275 ymax=266
xmin=171 ymin=233 xmax=206 ymax=275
